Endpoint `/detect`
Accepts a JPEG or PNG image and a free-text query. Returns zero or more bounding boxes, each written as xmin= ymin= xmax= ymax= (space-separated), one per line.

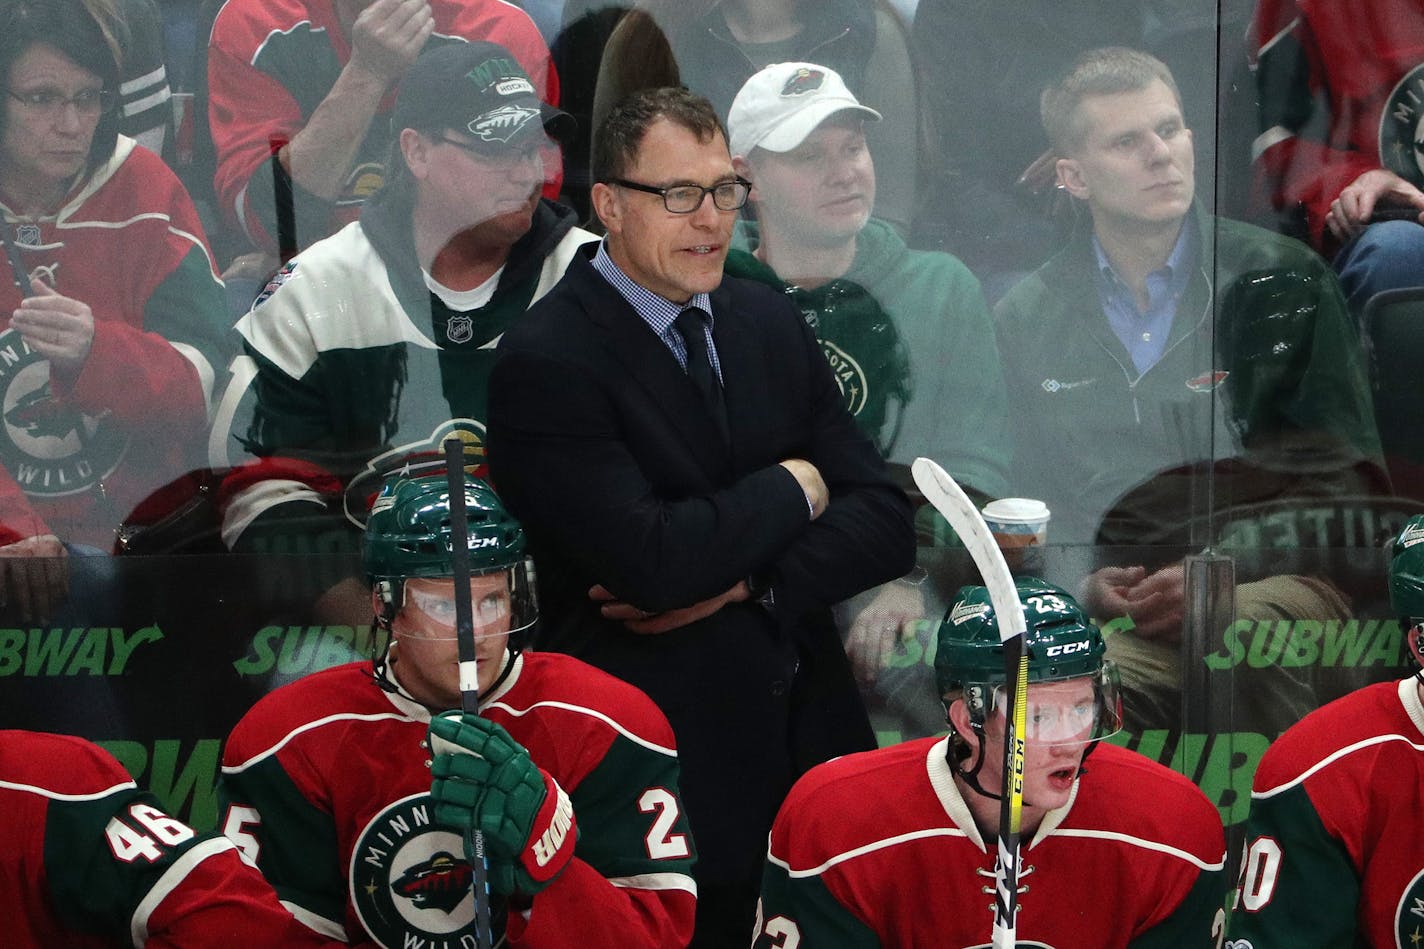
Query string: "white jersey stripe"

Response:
xmin=608 ymin=871 xmax=698 ymax=896
xmin=1045 ymin=828 xmax=1226 ymax=871
xmin=485 ymin=699 xmax=678 ymax=757
xmin=282 ymin=900 xmax=349 ymax=941
xmin=0 ymin=777 xmax=136 ymax=801
xmin=224 ymin=712 xmax=410 ymax=773
xmin=130 ymin=836 xmax=237 ymax=947
xmin=769 ymin=827 xmax=973 ymax=879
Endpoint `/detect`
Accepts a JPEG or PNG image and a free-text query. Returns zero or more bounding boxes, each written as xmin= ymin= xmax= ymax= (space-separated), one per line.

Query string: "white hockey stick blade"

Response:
xmin=910 ymin=458 xmax=1026 ymax=642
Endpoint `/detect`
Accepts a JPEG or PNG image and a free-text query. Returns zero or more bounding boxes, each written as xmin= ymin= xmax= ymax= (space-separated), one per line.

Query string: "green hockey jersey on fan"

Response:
xmin=726 ymin=218 xmax=1009 ymax=501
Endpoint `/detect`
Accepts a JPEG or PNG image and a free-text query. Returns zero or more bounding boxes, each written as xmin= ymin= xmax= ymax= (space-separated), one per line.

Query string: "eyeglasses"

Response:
xmin=611 ymin=177 xmax=751 ymax=213
xmin=7 ymin=87 xmax=114 ymax=116
xmin=438 ymin=134 xmax=545 ymax=163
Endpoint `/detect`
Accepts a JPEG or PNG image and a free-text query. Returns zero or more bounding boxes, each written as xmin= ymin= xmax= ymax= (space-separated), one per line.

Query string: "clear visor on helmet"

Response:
xmin=982 ymin=661 xmax=1123 ymax=746
xmin=393 ymin=560 xmax=537 ymax=641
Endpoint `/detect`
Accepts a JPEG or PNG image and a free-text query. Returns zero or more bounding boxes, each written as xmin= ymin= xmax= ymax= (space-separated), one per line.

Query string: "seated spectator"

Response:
xmin=83 ymin=0 xmax=174 ymax=155
xmin=0 ymin=0 xmax=229 ymax=621
xmin=1230 ymin=515 xmax=1424 ymax=945
xmin=209 ymin=42 xmax=594 ymax=623
xmin=724 ymin=62 xmax=1009 ymax=688
xmin=592 ymin=0 xmax=921 ymax=234
xmin=1252 ymin=0 xmax=1424 ymax=312
xmin=219 ymin=470 xmax=697 ymax=946
xmin=753 ymin=578 xmax=1226 ymax=946
xmin=908 ymin=0 xmax=1234 ymax=300
xmin=726 ymin=62 xmax=1008 ymax=507
xmin=995 ymin=47 xmax=1388 ymax=732
xmin=207 ymin=0 xmax=557 ymax=259
xmin=997 ymin=46 xmax=1385 ymax=552
xmin=4 ymin=729 xmax=340 ymax=946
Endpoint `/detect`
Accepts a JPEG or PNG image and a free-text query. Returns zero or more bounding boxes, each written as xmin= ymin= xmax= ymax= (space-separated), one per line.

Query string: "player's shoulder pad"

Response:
xmin=1252 ymin=680 xmax=1406 ymax=793
xmin=770 ymin=739 xmax=939 ymax=869
xmin=1078 ymin=744 xmax=1225 ymax=857
xmin=0 ymin=730 xmax=135 ymax=796
xmin=495 ymin=651 xmax=679 ymax=750
xmin=223 ymin=661 xmax=382 ymax=767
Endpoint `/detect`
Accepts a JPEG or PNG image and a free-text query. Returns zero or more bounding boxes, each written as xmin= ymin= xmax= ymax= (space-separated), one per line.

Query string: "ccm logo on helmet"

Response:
xmin=1045 ymin=641 xmax=1089 ymax=658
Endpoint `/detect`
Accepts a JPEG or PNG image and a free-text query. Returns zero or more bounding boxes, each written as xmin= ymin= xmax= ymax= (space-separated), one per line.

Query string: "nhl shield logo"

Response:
xmin=350 ymin=792 xmax=485 ymax=948
xmin=446 ymin=314 xmax=474 ymax=344
xmin=0 ymin=328 xmax=126 ymax=499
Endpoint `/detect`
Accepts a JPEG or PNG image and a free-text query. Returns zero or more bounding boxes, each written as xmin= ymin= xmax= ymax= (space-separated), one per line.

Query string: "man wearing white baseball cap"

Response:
xmin=726 ymin=61 xmax=1012 ymax=696
xmin=727 ymin=61 xmax=1009 ymax=515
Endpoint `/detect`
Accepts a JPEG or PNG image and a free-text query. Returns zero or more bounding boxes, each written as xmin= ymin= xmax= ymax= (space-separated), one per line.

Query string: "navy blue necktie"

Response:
xmin=674 ymin=307 xmax=729 ymax=443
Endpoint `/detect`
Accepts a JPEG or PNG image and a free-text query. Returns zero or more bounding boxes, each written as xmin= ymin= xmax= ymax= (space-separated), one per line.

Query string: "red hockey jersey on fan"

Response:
xmin=220 ymin=652 xmax=697 ymax=948
xmin=754 ymin=737 xmax=1226 ymax=948
xmin=1251 ymin=0 xmax=1424 ymax=251
xmin=0 ymin=138 xmax=228 ymax=548
xmin=208 ymin=0 xmax=559 ymax=252
xmin=1 ymin=730 xmax=335 ymax=947
xmin=1231 ymin=678 xmax=1424 ymax=947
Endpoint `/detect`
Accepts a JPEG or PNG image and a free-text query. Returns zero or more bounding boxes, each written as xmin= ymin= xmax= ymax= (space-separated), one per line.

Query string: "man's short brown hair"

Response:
xmin=1040 ymin=47 xmax=1182 ymax=155
xmin=592 ymin=86 xmax=726 ymax=183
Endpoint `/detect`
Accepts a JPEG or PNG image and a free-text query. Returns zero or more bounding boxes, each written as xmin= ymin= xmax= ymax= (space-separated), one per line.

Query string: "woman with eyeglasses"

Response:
xmin=0 ymin=0 xmax=229 ymax=624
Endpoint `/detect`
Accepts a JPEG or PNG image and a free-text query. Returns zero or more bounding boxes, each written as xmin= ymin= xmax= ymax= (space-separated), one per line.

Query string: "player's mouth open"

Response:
xmin=686 ymin=245 xmax=719 ymax=255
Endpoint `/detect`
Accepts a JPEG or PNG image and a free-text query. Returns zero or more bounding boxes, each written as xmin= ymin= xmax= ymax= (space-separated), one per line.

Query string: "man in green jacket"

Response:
xmin=996 ymin=47 xmax=1388 ymax=729
xmin=724 ymin=62 xmax=1011 ymax=700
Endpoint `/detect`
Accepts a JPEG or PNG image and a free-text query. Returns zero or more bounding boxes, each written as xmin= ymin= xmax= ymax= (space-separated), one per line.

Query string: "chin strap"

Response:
xmin=947 ymin=729 xmax=1097 ymax=806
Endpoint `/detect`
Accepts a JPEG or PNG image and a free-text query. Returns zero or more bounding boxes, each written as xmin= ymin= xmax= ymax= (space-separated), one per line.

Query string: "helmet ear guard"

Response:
xmin=363 ymin=471 xmax=539 ymax=641
xmin=935 ymin=577 xmax=1121 ymax=798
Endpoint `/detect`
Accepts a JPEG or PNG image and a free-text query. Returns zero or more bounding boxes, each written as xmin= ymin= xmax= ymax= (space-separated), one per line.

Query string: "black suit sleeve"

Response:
xmin=488 ymin=344 xmax=813 ymax=613
xmin=762 ymin=307 xmax=916 ymax=619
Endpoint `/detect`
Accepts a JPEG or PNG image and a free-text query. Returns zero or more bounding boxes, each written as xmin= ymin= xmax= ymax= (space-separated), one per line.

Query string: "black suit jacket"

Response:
xmin=487 ymin=245 xmax=914 ymax=897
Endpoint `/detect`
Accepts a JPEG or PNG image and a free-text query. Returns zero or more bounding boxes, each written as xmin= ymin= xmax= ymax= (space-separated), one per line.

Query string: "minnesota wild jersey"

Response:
xmin=219 ymin=652 xmax=697 ymax=947
xmin=1231 ymin=679 xmax=1424 ymax=947
xmin=754 ymin=738 xmax=1227 ymax=948
xmin=3 ymin=729 xmax=330 ymax=947
xmin=209 ymin=197 xmax=593 ymax=552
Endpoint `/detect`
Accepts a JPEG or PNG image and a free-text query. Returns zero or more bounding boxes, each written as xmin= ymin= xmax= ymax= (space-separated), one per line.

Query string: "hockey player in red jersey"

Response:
xmin=753 ymin=577 xmax=1227 ymax=947
xmin=1230 ymin=513 xmax=1424 ymax=946
xmin=2 ymin=729 xmax=338 ymax=947
xmin=219 ymin=470 xmax=697 ymax=947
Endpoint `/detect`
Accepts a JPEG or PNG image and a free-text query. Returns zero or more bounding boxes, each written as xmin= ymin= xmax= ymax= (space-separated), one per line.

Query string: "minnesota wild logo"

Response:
xmin=343 ymin=420 xmax=487 ymax=528
xmin=1395 ymin=867 xmax=1424 ymax=949
xmin=780 ymin=67 xmax=825 ymax=97
xmin=350 ymin=793 xmax=484 ymax=947
xmin=1380 ymin=64 xmax=1424 ymax=188
xmin=0 ymin=328 xmax=126 ymax=498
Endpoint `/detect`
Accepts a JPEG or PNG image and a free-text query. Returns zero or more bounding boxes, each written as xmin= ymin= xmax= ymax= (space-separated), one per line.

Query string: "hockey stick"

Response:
xmin=911 ymin=457 xmax=1028 ymax=949
xmin=443 ymin=438 xmax=495 ymax=949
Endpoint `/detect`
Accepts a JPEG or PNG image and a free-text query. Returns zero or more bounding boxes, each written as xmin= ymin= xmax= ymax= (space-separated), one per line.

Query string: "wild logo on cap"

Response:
xmin=780 ymin=67 xmax=825 ymax=97
xmin=468 ymin=104 xmax=541 ymax=143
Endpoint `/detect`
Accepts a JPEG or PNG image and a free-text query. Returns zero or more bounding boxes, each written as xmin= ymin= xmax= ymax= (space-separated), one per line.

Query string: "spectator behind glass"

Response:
xmin=724 ymin=62 xmax=1010 ymax=691
xmin=206 ymin=0 xmax=559 ymax=264
xmin=81 ymin=0 xmax=173 ymax=156
xmin=909 ymin=0 xmax=1236 ymax=301
xmin=208 ymin=42 xmax=594 ymax=626
xmin=0 ymin=0 xmax=229 ymax=622
xmin=590 ymin=0 xmax=922 ymax=235
xmin=996 ymin=47 xmax=1388 ymax=735
xmin=1252 ymin=0 xmax=1424 ymax=313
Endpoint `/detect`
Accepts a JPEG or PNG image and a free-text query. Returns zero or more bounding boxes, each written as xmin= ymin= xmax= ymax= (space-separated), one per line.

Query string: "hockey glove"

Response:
xmin=428 ymin=711 xmax=578 ymax=896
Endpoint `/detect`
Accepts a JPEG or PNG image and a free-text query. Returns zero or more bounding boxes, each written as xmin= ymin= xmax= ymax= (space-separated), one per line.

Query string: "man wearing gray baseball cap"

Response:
xmin=209 ymin=41 xmax=596 ymax=625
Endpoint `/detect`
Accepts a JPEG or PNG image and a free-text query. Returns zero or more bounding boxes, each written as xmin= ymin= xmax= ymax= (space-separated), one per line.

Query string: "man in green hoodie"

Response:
xmin=725 ymin=62 xmax=1011 ymax=695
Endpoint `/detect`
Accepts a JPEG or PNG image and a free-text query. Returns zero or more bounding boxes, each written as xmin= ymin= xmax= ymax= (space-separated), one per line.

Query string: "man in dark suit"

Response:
xmin=486 ymin=87 xmax=915 ymax=946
